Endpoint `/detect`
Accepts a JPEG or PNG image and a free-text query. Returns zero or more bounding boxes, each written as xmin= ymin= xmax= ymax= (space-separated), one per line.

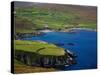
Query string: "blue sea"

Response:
xmin=23 ymin=29 xmax=97 ymax=70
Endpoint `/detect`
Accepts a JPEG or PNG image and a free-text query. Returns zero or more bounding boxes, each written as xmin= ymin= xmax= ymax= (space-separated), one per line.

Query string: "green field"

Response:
xmin=14 ymin=4 xmax=97 ymax=33
xmin=14 ymin=40 xmax=65 ymax=56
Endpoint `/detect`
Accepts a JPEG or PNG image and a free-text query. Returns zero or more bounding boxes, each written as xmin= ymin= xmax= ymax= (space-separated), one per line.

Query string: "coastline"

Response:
xmin=71 ymin=28 xmax=97 ymax=32
xmin=57 ymin=28 xmax=97 ymax=33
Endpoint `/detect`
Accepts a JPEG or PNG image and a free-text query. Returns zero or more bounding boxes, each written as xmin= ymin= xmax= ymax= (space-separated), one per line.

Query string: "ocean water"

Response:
xmin=23 ymin=29 xmax=97 ymax=70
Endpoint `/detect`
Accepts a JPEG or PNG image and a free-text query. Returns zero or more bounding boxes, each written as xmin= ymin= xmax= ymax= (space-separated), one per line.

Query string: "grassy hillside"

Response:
xmin=14 ymin=40 xmax=65 ymax=56
xmin=14 ymin=2 xmax=97 ymax=33
xmin=14 ymin=40 xmax=65 ymax=73
xmin=14 ymin=59 xmax=56 ymax=73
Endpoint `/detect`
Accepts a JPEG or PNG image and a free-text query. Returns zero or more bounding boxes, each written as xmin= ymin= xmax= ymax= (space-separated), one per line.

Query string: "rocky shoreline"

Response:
xmin=15 ymin=32 xmax=45 ymax=39
xmin=14 ymin=40 xmax=77 ymax=68
xmin=15 ymin=27 xmax=97 ymax=39
xmin=15 ymin=49 xmax=77 ymax=68
xmin=71 ymin=28 xmax=97 ymax=32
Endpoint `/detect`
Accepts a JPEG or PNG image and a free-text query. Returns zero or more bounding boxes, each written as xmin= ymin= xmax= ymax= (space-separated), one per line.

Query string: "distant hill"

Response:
xmin=14 ymin=1 xmax=97 ymax=20
xmin=13 ymin=1 xmax=97 ymax=33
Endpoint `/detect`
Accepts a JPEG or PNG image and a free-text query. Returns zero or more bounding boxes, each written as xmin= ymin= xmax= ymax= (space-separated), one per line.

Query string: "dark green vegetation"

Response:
xmin=14 ymin=2 xmax=97 ymax=33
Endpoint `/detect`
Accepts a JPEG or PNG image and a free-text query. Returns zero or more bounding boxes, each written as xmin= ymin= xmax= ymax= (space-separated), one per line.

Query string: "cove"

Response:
xmin=22 ymin=29 xmax=97 ymax=70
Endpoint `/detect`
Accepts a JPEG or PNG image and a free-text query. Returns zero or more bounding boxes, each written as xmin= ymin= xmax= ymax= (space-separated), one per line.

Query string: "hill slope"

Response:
xmin=13 ymin=1 xmax=97 ymax=33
